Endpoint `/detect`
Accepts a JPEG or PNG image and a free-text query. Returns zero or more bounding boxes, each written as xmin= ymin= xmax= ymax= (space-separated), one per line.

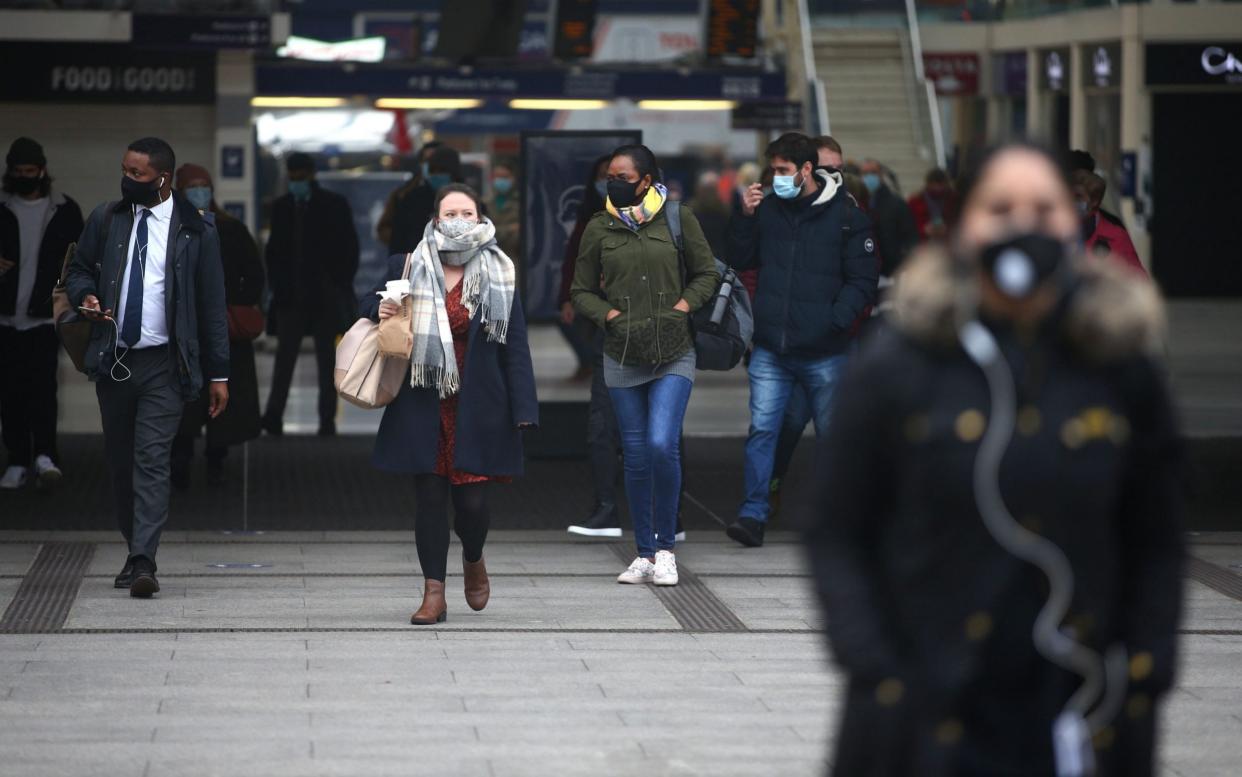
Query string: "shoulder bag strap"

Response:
xmin=665 ymin=203 xmax=686 ymax=285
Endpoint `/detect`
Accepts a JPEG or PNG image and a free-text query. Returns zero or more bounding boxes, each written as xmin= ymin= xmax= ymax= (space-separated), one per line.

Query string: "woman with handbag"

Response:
xmin=570 ymin=144 xmax=719 ymax=587
xmin=169 ymin=164 xmax=265 ymax=488
xmin=362 ymin=183 xmax=538 ymax=625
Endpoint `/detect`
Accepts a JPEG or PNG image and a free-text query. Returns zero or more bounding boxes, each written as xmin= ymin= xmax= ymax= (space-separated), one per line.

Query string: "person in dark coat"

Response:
xmin=262 ymin=152 xmax=359 ymax=436
xmin=861 ymin=158 xmax=919 ymax=276
xmin=726 ymin=132 xmax=879 ymax=548
xmin=0 ymin=136 xmax=83 ymax=490
xmin=385 ymin=145 xmax=462 ymax=256
xmin=170 ymin=164 xmax=264 ymax=488
xmin=807 ymin=143 xmax=1183 ymax=777
xmin=362 ymin=183 xmax=537 ymax=625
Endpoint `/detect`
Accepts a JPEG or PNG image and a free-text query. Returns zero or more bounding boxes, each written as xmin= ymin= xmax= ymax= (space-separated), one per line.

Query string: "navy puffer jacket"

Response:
xmin=727 ymin=169 xmax=879 ymax=357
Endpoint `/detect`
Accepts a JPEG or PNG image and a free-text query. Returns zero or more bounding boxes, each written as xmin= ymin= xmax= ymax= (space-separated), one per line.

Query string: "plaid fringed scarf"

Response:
xmin=405 ymin=217 xmax=516 ymax=398
xmin=606 ymin=182 xmax=668 ymax=231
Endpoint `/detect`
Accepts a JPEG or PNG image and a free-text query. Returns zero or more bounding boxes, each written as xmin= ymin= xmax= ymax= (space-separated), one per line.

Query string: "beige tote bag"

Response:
xmin=334 ymin=317 xmax=406 ymax=410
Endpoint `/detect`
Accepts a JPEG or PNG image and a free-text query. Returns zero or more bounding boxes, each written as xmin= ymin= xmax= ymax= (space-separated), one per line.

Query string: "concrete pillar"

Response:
xmin=1025 ymin=48 xmax=1040 ymax=138
xmin=1119 ymin=7 xmax=1150 ymax=268
xmin=214 ymin=50 xmax=256 ymax=234
xmin=1069 ymin=45 xmax=1087 ymax=150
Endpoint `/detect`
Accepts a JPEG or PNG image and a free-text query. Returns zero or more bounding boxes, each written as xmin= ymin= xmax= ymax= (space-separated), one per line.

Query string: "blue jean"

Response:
xmin=740 ymin=346 xmax=848 ymax=522
xmin=773 ymin=386 xmax=812 ymax=482
xmin=609 ymin=375 xmax=692 ymax=558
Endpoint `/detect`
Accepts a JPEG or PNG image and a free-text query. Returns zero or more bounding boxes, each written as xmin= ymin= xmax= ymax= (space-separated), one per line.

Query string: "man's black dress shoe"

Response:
xmin=129 ymin=557 xmax=160 ymax=598
xmin=114 ymin=560 xmax=134 ymax=589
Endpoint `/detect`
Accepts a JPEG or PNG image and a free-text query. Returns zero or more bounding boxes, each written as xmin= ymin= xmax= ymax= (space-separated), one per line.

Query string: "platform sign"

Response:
xmin=731 ymin=101 xmax=802 ymax=130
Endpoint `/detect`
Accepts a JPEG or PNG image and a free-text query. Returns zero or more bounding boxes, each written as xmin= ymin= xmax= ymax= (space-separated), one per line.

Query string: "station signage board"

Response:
xmin=132 ymin=15 xmax=271 ymax=50
xmin=255 ymin=63 xmax=787 ymax=102
xmin=1083 ymin=43 xmax=1121 ymax=89
xmin=923 ymin=52 xmax=979 ymax=96
xmin=1040 ymin=47 xmax=1070 ymax=93
xmin=731 ymin=101 xmax=802 ymax=130
xmin=2 ymin=43 xmax=215 ymax=104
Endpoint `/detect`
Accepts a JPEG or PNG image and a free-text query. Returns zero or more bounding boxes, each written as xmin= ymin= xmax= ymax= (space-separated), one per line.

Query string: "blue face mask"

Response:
xmin=184 ymin=186 xmax=212 ymax=211
xmin=427 ymin=173 xmax=451 ymax=191
xmin=594 ymin=179 xmax=608 ymax=199
xmin=772 ymin=173 xmax=803 ymax=200
xmin=288 ymin=180 xmax=312 ymax=202
xmin=862 ymin=173 xmax=882 ymax=194
xmin=493 ymin=177 xmax=513 ymax=195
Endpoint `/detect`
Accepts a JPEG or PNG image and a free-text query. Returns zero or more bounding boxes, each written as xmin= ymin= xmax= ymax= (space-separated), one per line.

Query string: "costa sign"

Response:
xmin=1147 ymin=42 xmax=1242 ymax=86
xmin=1201 ymin=46 xmax=1242 ymax=77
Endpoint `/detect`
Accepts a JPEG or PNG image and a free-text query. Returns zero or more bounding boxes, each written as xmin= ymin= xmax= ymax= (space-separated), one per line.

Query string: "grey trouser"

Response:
xmin=95 ymin=347 xmax=185 ymax=562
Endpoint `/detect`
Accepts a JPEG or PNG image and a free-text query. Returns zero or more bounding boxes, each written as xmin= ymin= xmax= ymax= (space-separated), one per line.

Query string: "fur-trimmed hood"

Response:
xmin=889 ymin=246 xmax=1166 ymax=363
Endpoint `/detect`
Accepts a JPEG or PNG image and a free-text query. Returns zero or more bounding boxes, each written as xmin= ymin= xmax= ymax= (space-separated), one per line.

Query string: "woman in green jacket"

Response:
xmin=571 ymin=144 xmax=719 ymax=587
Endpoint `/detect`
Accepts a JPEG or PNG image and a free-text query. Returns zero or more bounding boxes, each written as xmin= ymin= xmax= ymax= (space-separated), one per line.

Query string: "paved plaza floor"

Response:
xmin=1 ymin=530 xmax=1241 ymax=776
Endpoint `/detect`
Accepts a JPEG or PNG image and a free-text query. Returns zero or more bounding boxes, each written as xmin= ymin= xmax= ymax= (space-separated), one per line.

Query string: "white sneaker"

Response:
xmin=653 ymin=550 xmax=679 ymax=586
xmin=0 ymin=466 xmax=29 ymax=490
xmin=617 ymin=557 xmax=655 ymax=585
xmin=34 ymin=456 xmax=62 ymax=488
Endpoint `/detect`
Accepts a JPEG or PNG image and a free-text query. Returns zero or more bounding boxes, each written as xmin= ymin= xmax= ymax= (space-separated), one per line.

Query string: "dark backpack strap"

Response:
xmin=665 ymin=202 xmax=685 ymax=283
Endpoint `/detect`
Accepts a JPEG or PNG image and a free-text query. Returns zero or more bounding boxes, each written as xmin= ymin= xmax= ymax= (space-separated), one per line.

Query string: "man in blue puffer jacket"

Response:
xmin=725 ymin=132 xmax=878 ymax=547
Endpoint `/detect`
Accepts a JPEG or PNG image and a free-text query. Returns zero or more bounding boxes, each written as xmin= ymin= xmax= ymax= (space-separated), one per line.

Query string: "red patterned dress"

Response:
xmin=434 ymin=283 xmax=507 ymax=485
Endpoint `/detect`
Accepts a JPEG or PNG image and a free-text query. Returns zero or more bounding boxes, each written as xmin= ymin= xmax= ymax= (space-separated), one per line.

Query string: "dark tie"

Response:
xmin=120 ymin=208 xmax=151 ymax=348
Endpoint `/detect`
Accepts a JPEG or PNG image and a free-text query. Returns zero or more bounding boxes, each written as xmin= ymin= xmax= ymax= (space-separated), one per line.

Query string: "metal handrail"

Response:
xmin=904 ymin=0 xmax=947 ymax=170
xmin=795 ymin=0 xmax=830 ymax=135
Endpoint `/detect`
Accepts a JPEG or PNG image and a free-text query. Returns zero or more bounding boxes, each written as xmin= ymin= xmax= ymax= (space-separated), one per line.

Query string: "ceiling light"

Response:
xmin=509 ymin=99 xmax=609 ymax=110
xmin=251 ymin=96 xmax=348 ymax=108
xmin=637 ymin=100 xmax=738 ymax=111
xmin=376 ymin=98 xmax=483 ymax=110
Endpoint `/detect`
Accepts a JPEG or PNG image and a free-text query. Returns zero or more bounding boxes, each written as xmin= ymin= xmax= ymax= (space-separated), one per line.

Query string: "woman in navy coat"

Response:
xmin=360 ymin=184 xmax=537 ymax=625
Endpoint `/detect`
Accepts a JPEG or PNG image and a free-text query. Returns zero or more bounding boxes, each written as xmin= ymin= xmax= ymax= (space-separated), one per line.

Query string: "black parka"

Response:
xmin=807 ymin=253 xmax=1182 ymax=777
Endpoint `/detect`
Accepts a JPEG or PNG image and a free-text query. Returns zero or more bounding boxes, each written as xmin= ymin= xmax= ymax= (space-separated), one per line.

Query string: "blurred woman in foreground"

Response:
xmin=807 ymin=143 xmax=1182 ymax=776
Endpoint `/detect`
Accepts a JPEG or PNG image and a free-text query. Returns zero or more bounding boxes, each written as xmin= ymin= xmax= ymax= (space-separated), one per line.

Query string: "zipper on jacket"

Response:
xmin=620 ymin=295 xmax=632 ymax=367
xmin=656 ymin=291 xmax=664 ymax=365
xmin=781 ymin=239 xmax=797 ymax=353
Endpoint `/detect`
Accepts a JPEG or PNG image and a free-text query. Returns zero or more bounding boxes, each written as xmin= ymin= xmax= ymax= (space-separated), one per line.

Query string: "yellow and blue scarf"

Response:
xmin=606 ymin=182 xmax=668 ymax=231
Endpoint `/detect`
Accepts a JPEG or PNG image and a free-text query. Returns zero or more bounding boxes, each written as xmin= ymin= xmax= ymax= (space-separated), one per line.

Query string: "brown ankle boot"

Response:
xmin=463 ymin=554 xmax=490 ymax=612
xmin=410 ymin=579 xmax=447 ymax=625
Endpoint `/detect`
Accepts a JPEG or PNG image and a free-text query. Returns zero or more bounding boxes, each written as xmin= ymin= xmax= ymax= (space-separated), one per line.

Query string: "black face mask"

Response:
xmin=979 ymin=232 xmax=1068 ymax=299
xmin=607 ymin=178 xmax=645 ymax=208
xmin=121 ymin=174 xmax=163 ymax=207
xmin=4 ymin=174 xmax=42 ymax=196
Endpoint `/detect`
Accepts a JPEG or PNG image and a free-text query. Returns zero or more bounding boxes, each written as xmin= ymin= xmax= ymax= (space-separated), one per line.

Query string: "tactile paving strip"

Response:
xmin=1186 ymin=556 xmax=1242 ymax=602
xmin=0 ymin=542 xmax=94 ymax=634
xmin=609 ymin=545 xmax=748 ymax=633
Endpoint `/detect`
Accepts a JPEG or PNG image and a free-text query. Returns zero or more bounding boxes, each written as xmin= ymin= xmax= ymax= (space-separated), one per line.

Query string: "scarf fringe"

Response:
xmin=409 ymin=363 xmax=460 ymax=399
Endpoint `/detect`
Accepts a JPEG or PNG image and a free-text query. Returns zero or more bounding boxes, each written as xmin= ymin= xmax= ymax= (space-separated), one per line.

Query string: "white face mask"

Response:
xmin=437 ymin=217 xmax=477 ymax=238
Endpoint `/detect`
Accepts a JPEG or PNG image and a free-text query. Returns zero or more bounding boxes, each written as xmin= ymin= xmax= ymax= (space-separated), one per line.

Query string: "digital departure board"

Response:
xmin=706 ymin=0 xmax=760 ymax=59
xmin=553 ymin=0 xmax=597 ymax=60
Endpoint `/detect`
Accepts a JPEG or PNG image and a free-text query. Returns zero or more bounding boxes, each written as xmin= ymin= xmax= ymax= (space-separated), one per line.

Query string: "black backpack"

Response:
xmin=666 ymin=204 xmax=754 ymax=371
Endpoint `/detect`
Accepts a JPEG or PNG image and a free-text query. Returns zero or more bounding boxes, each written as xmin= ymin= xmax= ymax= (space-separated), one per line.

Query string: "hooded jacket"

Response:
xmin=65 ymin=193 xmax=229 ymax=399
xmin=807 ymin=248 xmax=1181 ymax=777
xmin=0 ymin=189 xmax=84 ymax=320
xmin=727 ymin=168 xmax=879 ymax=358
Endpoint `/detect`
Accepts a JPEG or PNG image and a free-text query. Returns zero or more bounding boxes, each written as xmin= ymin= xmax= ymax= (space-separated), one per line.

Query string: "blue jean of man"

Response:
xmin=609 ymin=375 xmax=692 ymax=558
xmin=739 ymin=346 xmax=848 ymax=522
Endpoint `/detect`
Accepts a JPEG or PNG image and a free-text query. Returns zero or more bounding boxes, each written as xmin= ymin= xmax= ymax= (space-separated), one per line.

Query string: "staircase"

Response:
xmin=811 ymin=27 xmax=936 ymax=197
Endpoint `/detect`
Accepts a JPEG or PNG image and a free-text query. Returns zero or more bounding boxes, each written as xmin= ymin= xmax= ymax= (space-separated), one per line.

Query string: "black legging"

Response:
xmin=413 ymin=475 xmax=490 ymax=582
